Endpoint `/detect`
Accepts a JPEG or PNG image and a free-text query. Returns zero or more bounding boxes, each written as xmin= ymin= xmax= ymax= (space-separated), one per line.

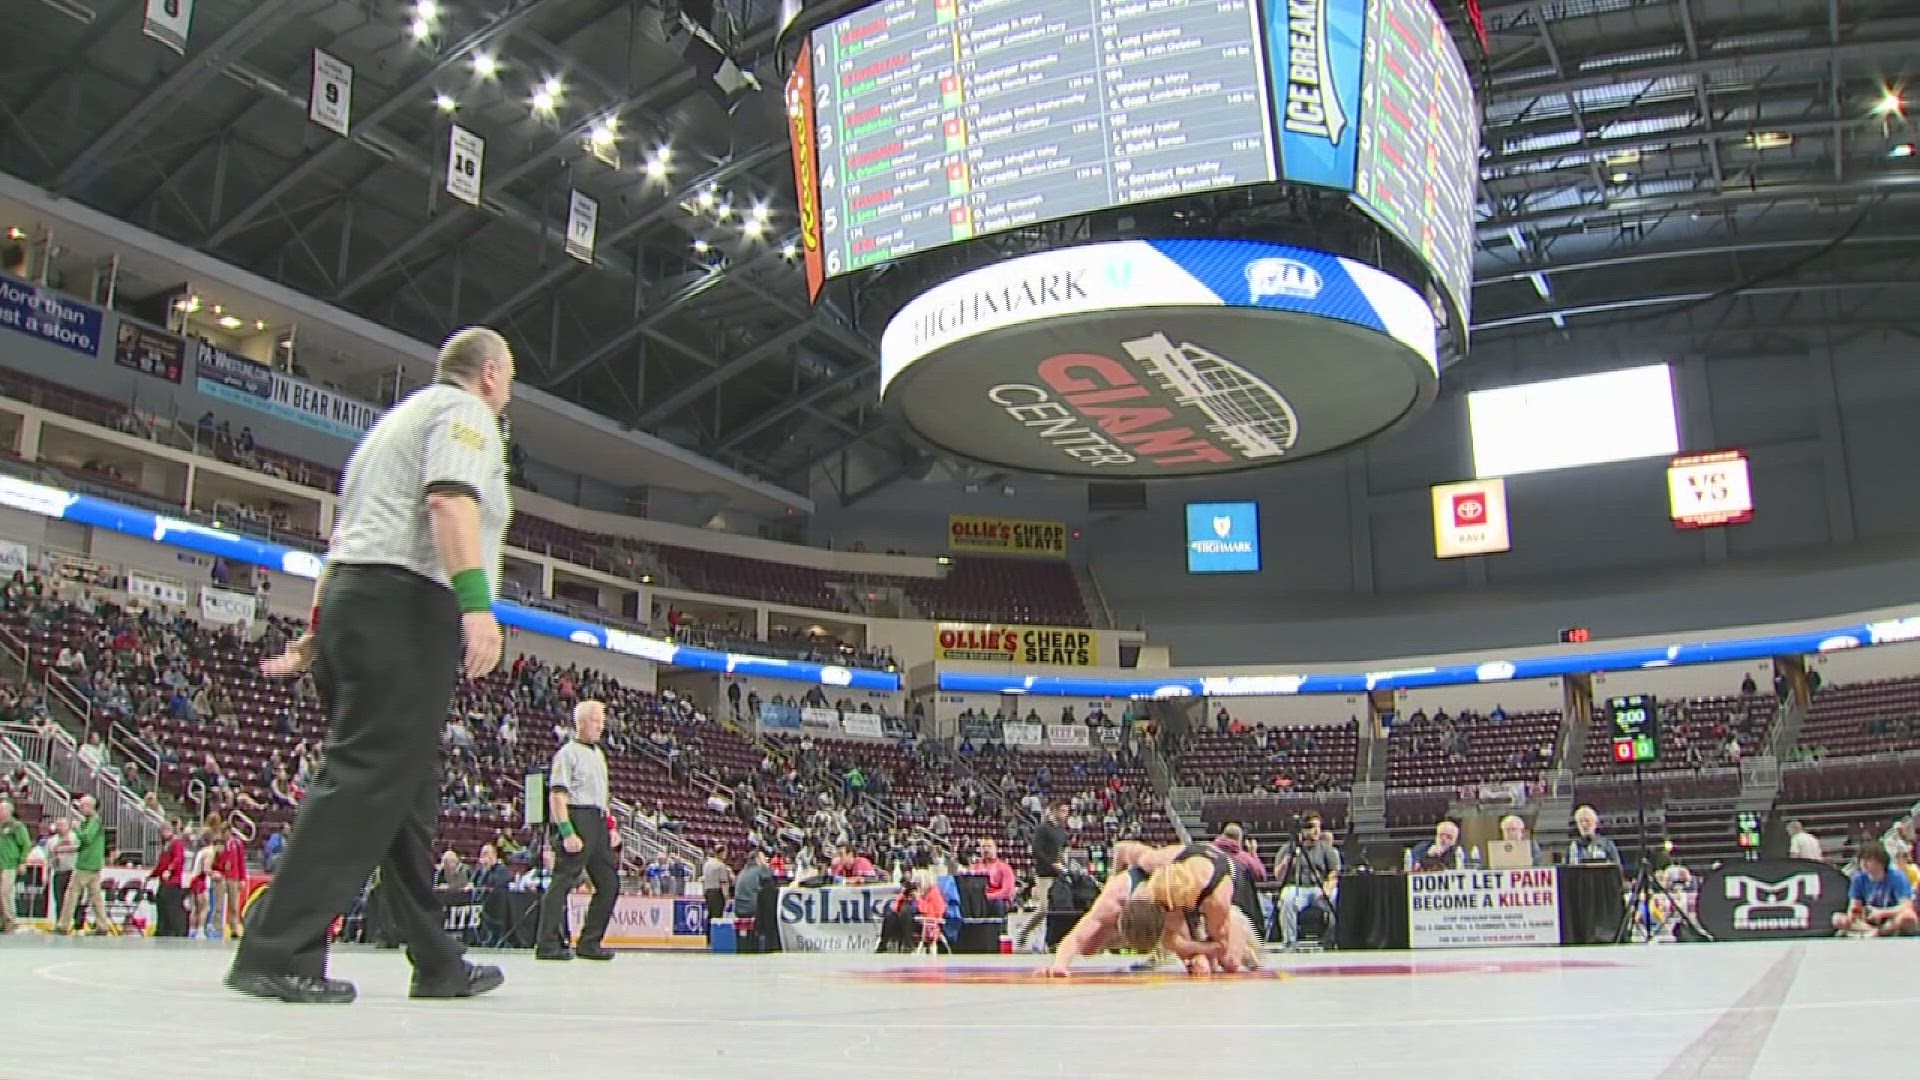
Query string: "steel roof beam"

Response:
xmin=1475 ymin=232 xmax=1920 ymax=285
xmin=330 ymin=22 xmax=766 ymax=304
xmin=1484 ymin=31 xmax=1920 ymax=109
xmin=633 ymin=321 xmax=819 ymax=428
xmin=715 ymin=363 xmax=873 ymax=453
xmin=1479 ymin=175 xmax=1920 ymax=236
xmin=1474 ymin=278 xmax=1919 ymax=331
xmin=206 ymin=0 xmax=567 ymax=249
xmin=535 ymin=269 xmax=739 ymax=389
xmin=54 ymin=0 xmax=313 ymax=193
xmin=474 ymin=141 xmax=789 ymax=326
xmin=1485 ymin=114 xmax=1875 ymax=175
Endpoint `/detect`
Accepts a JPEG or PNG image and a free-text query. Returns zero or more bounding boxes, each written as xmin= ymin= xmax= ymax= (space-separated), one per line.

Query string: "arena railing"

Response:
xmin=0 ymin=723 xmax=75 ymax=823
xmin=0 ymin=474 xmax=901 ymax=693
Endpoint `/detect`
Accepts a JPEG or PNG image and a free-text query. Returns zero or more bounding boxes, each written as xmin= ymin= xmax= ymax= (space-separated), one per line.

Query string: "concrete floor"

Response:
xmin=0 ymin=937 xmax=1907 ymax=1079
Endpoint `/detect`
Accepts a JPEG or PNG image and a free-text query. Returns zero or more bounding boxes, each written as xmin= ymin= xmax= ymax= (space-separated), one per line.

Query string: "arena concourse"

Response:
xmin=2 ymin=0 xmax=1919 ymax=1076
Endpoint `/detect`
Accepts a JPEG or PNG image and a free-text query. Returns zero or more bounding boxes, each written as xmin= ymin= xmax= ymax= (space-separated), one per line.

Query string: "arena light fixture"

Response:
xmin=470 ymin=52 xmax=498 ymax=78
xmin=692 ymin=238 xmax=710 ymax=252
xmin=781 ymin=240 xmax=798 ymax=259
xmin=589 ymin=117 xmax=618 ymax=147
xmin=216 ymin=315 xmax=245 ymax=330
xmin=434 ymin=92 xmax=458 ymax=112
xmin=697 ymin=186 xmax=716 ymax=208
xmin=742 ymin=217 xmax=764 ymax=238
xmin=409 ymin=17 xmax=431 ymax=41
xmin=1893 ymin=143 xmax=1917 ymax=158
xmin=1876 ymin=87 xmax=1905 ymax=117
xmin=751 ymin=203 xmax=770 ymax=223
xmin=531 ymin=88 xmax=555 ymax=113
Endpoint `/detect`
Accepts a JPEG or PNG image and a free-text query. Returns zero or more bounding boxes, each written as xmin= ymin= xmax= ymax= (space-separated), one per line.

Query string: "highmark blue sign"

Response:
xmin=0 ymin=475 xmax=901 ymax=693
xmin=1186 ymin=501 xmax=1261 ymax=573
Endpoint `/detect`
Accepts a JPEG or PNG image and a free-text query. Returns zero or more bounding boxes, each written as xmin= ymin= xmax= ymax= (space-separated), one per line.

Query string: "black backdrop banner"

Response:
xmin=1695 ymin=860 xmax=1852 ymax=940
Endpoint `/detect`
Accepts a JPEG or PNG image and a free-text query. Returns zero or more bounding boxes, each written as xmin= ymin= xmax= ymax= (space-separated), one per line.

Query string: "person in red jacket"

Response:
xmin=148 ymin=820 xmax=189 ymax=937
xmin=209 ymin=815 xmax=249 ymax=940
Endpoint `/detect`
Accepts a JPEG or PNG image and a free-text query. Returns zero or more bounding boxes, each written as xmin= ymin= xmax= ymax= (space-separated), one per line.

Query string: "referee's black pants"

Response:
xmin=232 ymin=566 xmax=465 ymax=981
xmin=537 ymin=806 xmax=618 ymax=951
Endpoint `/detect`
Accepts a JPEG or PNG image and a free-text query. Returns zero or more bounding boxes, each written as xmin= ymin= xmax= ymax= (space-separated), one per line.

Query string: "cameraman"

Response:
xmin=1271 ymin=812 xmax=1341 ymax=949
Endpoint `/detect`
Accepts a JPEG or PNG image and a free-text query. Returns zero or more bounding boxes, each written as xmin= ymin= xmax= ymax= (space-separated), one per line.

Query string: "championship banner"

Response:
xmin=0 ymin=274 xmax=104 ymax=358
xmin=757 ymin=702 xmax=801 ymax=731
xmin=935 ymin=624 xmax=1097 ymax=666
xmin=1408 ymin=868 xmax=1561 ymax=949
xmin=200 ymin=585 xmax=256 ymax=626
xmin=948 ymin=515 xmax=1069 ymax=558
xmin=1695 ymin=860 xmax=1850 ymax=940
xmin=127 ymin=571 xmax=190 ymax=607
xmin=1046 ymin=724 xmax=1090 ymax=749
xmin=566 ymin=893 xmax=708 ymax=949
xmin=113 ymin=320 xmax=185 ymax=383
xmin=0 ymin=539 xmax=28 ymax=577
xmin=777 ymin=883 xmax=900 ymax=952
xmin=1002 ymin=721 xmax=1042 ymax=746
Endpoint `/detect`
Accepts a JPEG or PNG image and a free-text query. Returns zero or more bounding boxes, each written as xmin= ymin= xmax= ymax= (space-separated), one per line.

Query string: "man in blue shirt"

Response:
xmin=1834 ymin=840 xmax=1918 ymax=937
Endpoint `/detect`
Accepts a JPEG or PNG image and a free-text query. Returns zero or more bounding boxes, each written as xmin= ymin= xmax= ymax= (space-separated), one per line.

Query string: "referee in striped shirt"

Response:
xmin=536 ymin=699 xmax=619 ymax=961
xmin=227 ymin=327 xmax=514 ymax=1005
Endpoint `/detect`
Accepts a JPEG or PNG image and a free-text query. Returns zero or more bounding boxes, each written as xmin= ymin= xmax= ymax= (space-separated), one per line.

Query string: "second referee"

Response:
xmin=536 ymin=699 xmax=620 ymax=960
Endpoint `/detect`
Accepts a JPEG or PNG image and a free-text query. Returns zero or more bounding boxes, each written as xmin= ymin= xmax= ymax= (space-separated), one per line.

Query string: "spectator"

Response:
xmin=1273 ymin=811 xmax=1341 ymax=949
xmin=1411 ymin=819 xmax=1469 ymax=871
xmin=1210 ymin=822 xmax=1267 ymax=882
xmin=1497 ymin=815 xmax=1546 ymax=867
xmin=700 ymin=845 xmax=735 ymax=941
xmin=57 ymin=796 xmax=109 ymax=935
xmin=465 ymin=845 xmax=506 ymax=891
xmin=1833 ymin=840 xmax=1918 ymax=937
xmin=1566 ymin=806 xmax=1623 ymax=866
xmin=1 ymin=244 xmax=25 ymax=278
xmin=734 ymin=849 xmax=775 ymax=949
xmin=0 ymin=800 xmax=27 ymax=932
xmin=1786 ymin=821 xmax=1824 ymax=863
xmin=435 ymin=850 xmax=472 ymax=891
xmin=971 ymin=837 xmax=1017 ymax=912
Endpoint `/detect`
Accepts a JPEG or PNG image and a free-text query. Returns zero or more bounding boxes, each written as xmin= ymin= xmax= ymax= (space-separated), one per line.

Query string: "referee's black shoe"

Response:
xmin=575 ymin=946 xmax=615 ymax=961
xmin=410 ymin=961 xmax=506 ymax=1000
xmin=535 ymin=946 xmax=573 ymax=961
xmin=224 ymin=969 xmax=358 ymax=1004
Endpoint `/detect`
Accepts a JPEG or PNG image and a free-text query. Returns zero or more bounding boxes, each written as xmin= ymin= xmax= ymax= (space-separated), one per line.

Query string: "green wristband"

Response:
xmin=557 ymin=822 xmax=577 ymax=839
xmin=450 ymin=568 xmax=491 ymax=614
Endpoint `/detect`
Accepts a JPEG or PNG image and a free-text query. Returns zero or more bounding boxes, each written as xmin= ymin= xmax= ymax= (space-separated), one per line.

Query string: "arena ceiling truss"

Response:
xmin=2 ymin=0 xmax=1917 ymax=500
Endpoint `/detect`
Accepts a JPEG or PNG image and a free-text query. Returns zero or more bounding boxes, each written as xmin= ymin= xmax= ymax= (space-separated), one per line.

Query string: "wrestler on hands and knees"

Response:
xmin=1040 ymin=841 xmax=1262 ymax=977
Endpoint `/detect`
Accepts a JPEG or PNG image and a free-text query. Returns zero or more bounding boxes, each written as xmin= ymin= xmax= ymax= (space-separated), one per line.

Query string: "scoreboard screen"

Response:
xmin=807 ymin=0 xmax=1277 ymax=276
xmin=1606 ymin=693 xmax=1659 ymax=764
xmin=786 ymin=0 xmax=1479 ymax=331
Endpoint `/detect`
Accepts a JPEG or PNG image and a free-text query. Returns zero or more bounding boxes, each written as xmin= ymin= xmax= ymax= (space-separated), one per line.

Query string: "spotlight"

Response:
xmin=531 ymin=89 xmax=556 ymax=113
xmin=781 ymin=241 xmax=798 ymax=258
xmin=470 ymin=53 xmax=498 ymax=78
xmin=693 ymin=238 xmax=710 ymax=252
xmin=697 ymin=187 xmax=716 ymax=208
xmin=414 ymin=0 xmax=438 ymax=19
xmin=751 ymin=203 xmax=770 ymax=223
xmin=434 ymin=92 xmax=458 ymax=112
xmin=742 ymin=217 xmax=763 ymax=238
xmin=1876 ymin=87 xmax=1905 ymax=118
xmin=409 ymin=17 xmax=431 ymax=40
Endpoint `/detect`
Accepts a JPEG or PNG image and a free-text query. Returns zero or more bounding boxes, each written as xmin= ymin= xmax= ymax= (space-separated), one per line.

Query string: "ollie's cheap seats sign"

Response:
xmin=935 ymin=624 xmax=1098 ymax=666
xmin=948 ymin=515 xmax=1068 ymax=558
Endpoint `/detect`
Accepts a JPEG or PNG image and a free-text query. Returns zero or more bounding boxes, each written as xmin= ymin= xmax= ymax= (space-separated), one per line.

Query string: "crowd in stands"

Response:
xmin=0 ymin=568 xmax=1155 ymax=932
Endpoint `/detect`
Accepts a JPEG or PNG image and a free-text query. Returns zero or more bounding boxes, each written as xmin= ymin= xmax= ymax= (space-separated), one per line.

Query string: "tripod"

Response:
xmin=1616 ymin=761 xmax=1713 ymax=943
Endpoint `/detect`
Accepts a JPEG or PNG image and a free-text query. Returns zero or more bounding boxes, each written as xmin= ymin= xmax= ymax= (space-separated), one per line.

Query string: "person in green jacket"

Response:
xmin=0 ymin=800 xmax=30 ymax=932
xmin=58 ymin=795 xmax=110 ymax=935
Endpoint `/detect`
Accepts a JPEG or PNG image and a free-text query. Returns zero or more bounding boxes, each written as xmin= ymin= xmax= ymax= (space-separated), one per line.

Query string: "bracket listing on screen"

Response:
xmin=1186 ymin=501 xmax=1262 ymax=573
xmin=810 ymin=0 xmax=1278 ymax=276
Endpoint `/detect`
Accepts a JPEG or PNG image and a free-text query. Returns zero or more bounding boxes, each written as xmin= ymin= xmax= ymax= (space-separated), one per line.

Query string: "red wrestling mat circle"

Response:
xmin=848 ymin=957 xmax=1625 ymax=985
